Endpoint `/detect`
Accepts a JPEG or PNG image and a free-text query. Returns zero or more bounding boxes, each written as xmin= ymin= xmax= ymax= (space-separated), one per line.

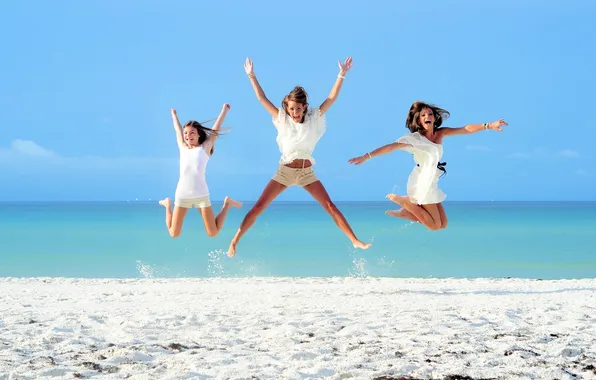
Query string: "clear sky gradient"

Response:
xmin=1 ymin=0 xmax=594 ymax=201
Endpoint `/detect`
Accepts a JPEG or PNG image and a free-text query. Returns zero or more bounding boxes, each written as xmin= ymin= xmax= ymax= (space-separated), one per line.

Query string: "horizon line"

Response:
xmin=0 ymin=200 xmax=595 ymax=204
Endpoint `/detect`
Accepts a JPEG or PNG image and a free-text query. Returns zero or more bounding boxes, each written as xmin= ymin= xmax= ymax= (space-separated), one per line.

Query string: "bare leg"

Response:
xmin=199 ymin=196 xmax=243 ymax=237
xmin=159 ymin=197 xmax=188 ymax=238
xmin=304 ymin=181 xmax=371 ymax=250
xmin=386 ymin=194 xmax=441 ymax=230
xmin=421 ymin=203 xmax=443 ymax=230
xmin=385 ymin=208 xmax=420 ymax=223
xmin=436 ymin=202 xmax=448 ymax=229
xmin=228 ymin=180 xmax=287 ymax=257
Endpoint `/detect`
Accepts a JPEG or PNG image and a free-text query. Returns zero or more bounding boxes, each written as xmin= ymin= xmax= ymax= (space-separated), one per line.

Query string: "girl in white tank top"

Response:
xmin=158 ymin=104 xmax=242 ymax=238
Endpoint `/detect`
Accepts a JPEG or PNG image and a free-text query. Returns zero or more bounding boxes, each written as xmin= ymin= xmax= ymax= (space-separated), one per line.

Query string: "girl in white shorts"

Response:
xmin=159 ymin=104 xmax=242 ymax=238
xmin=227 ymin=57 xmax=371 ymax=256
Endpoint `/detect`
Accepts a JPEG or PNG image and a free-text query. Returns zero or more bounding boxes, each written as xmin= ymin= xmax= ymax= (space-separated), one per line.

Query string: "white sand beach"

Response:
xmin=1 ymin=277 xmax=595 ymax=380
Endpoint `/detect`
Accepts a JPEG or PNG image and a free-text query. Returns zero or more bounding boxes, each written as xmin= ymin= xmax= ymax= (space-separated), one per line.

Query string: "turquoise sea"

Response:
xmin=1 ymin=201 xmax=595 ymax=279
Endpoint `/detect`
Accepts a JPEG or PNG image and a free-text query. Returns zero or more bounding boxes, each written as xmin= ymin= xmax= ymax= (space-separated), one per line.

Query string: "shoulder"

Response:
xmin=397 ymin=131 xmax=420 ymax=139
xmin=274 ymin=107 xmax=286 ymax=119
xmin=435 ymin=126 xmax=458 ymax=140
xmin=201 ymin=136 xmax=216 ymax=149
xmin=306 ymin=107 xmax=324 ymax=124
xmin=272 ymin=107 xmax=288 ymax=128
xmin=436 ymin=126 xmax=454 ymax=134
xmin=308 ymin=106 xmax=322 ymax=118
xmin=396 ymin=132 xmax=426 ymax=145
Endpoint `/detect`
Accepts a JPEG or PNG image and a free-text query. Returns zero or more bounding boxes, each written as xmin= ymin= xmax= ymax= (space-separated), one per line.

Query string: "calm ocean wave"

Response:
xmin=1 ymin=201 xmax=595 ymax=279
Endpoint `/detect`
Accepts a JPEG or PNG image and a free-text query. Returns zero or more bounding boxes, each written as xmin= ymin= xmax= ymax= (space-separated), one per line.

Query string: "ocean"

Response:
xmin=1 ymin=201 xmax=594 ymax=279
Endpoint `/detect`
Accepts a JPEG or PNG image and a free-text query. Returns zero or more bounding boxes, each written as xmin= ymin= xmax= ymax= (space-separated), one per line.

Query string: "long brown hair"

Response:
xmin=406 ymin=101 xmax=450 ymax=177
xmin=183 ymin=120 xmax=223 ymax=155
xmin=405 ymin=101 xmax=451 ymax=134
xmin=282 ymin=86 xmax=309 ymax=117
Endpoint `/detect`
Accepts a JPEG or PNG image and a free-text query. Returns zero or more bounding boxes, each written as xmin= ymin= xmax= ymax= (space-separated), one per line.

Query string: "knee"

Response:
xmin=249 ymin=202 xmax=267 ymax=217
xmin=431 ymin=217 xmax=448 ymax=230
xmin=206 ymin=230 xmax=218 ymax=238
xmin=323 ymin=200 xmax=338 ymax=214
xmin=427 ymin=224 xmax=441 ymax=231
xmin=169 ymin=231 xmax=181 ymax=238
xmin=423 ymin=217 xmax=442 ymax=231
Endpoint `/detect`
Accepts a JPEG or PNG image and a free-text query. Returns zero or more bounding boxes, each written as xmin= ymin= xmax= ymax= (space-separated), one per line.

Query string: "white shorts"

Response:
xmin=174 ymin=195 xmax=211 ymax=209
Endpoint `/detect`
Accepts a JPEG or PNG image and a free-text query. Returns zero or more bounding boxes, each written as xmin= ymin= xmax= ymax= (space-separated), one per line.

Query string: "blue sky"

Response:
xmin=1 ymin=0 xmax=594 ymax=202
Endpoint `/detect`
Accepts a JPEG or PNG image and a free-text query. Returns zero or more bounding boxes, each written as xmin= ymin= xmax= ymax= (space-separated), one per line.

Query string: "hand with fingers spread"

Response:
xmin=244 ymin=57 xmax=254 ymax=77
xmin=338 ymin=56 xmax=354 ymax=76
xmin=488 ymin=118 xmax=508 ymax=132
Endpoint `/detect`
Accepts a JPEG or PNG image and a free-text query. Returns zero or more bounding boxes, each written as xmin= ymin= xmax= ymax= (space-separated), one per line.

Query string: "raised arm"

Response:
xmin=244 ymin=57 xmax=278 ymax=118
xmin=319 ymin=56 xmax=354 ymax=116
xmin=211 ymin=103 xmax=231 ymax=133
xmin=348 ymin=142 xmax=411 ymax=165
xmin=170 ymin=108 xmax=186 ymax=148
xmin=202 ymin=103 xmax=231 ymax=155
xmin=439 ymin=118 xmax=508 ymax=138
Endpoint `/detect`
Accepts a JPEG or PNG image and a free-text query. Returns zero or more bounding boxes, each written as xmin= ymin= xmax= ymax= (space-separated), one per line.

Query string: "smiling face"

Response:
xmin=405 ymin=101 xmax=451 ymax=134
xmin=286 ymin=100 xmax=307 ymax=123
xmin=282 ymin=86 xmax=309 ymax=124
xmin=418 ymin=107 xmax=436 ymax=131
xmin=183 ymin=125 xmax=199 ymax=147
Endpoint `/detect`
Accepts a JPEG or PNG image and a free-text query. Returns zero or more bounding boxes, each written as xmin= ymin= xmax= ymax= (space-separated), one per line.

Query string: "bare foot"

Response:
xmin=224 ymin=196 xmax=243 ymax=208
xmin=159 ymin=198 xmax=171 ymax=208
xmin=227 ymin=241 xmax=237 ymax=257
xmin=386 ymin=208 xmax=419 ymax=223
xmin=386 ymin=209 xmax=402 ymax=217
xmin=353 ymin=240 xmax=372 ymax=250
xmin=386 ymin=193 xmax=408 ymax=206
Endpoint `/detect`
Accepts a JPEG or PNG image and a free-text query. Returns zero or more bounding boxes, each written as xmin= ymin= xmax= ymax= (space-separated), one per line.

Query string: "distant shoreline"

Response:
xmin=1 ymin=200 xmax=595 ymax=204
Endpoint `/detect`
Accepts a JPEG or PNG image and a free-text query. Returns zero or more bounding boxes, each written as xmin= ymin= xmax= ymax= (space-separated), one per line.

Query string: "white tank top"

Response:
xmin=174 ymin=146 xmax=210 ymax=199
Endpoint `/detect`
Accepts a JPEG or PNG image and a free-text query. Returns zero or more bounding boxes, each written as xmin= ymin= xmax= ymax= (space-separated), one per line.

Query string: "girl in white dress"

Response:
xmin=348 ymin=101 xmax=508 ymax=231
xmin=159 ymin=104 xmax=242 ymax=238
xmin=227 ymin=57 xmax=372 ymax=256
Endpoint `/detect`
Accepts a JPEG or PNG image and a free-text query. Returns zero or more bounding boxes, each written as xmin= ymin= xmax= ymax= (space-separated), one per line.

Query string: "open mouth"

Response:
xmin=424 ymin=120 xmax=432 ymax=125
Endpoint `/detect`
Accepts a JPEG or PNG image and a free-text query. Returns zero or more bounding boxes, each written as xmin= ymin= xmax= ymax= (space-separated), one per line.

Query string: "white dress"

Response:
xmin=396 ymin=132 xmax=446 ymax=205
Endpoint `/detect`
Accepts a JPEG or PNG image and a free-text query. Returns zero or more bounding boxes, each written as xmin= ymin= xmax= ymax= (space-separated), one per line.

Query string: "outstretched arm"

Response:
xmin=439 ymin=118 xmax=508 ymax=138
xmin=348 ymin=142 xmax=410 ymax=165
xmin=170 ymin=108 xmax=186 ymax=148
xmin=319 ymin=56 xmax=354 ymax=116
xmin=244 ymin=57 xmax=278 ymax=118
